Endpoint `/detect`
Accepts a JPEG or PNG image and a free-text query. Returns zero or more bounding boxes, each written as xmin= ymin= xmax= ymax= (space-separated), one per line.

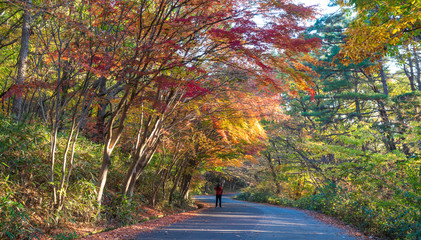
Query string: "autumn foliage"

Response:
xmin=0 ymin=0 xmax=321 ymax=238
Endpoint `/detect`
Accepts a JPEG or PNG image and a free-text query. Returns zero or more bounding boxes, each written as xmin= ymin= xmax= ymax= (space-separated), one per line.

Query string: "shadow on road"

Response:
xmin=136 ymin=195 xmax=358 ymax=240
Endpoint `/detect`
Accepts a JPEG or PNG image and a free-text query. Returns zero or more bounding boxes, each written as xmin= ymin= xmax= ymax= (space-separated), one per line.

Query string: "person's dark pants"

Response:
xmin=216 ymin=194 xmax=222 ymax=207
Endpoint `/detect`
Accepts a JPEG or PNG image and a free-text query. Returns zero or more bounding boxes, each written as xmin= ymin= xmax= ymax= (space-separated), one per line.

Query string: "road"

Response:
xmin=135 ymin=194 xmax=358 ymax=240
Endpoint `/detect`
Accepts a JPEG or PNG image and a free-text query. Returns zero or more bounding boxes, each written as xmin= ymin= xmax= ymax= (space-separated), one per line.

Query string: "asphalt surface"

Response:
xmin=135 ymin=194 xmax=358 ymax=240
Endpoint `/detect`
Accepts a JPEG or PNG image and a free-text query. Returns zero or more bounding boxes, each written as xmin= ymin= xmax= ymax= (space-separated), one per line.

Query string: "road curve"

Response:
xmin=135 ymin=194 xmax=358 ymax=240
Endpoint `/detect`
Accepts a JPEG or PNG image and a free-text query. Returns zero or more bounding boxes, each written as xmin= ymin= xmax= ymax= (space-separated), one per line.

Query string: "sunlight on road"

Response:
xmin=136 ymin=196 xmax=358 ymax=239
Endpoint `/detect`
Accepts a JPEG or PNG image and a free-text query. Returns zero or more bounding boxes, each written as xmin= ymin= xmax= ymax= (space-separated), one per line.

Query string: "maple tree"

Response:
xmin=1 ymin=0 xmax=322 ymax=236
xmin=165 ymin=96 xmax=269 ymax=203
xmin=84 ymin=0 xmax=320 ymax=203
xmin=0 ymin=0 xmax=319 ymax=205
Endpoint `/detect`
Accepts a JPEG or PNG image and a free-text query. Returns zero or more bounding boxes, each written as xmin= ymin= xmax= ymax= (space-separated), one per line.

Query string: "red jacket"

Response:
xmin=214 ymin=186 xmax=223 ymax=195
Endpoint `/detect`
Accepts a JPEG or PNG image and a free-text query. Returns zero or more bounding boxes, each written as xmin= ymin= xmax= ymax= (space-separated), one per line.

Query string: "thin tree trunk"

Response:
xmin=97 ymin=146 xmax=113 ymax=204
xmin=150 ymin=170 xmax=166 ymax=206
xmin=50 ymin=122 xmax=59 ymax=206
xmin=169 ymin=160 xmax=187 ymax=204
xmin=13 ymin=0 xmax=32 ymax=120
xmin=96 ymin=117 xmax=124 ymax=203
xmin=360 ymin=68 xmax=397 ymax=152
xmin=353 ymin=73 xmax=361 ymax=119
xmin=121 ymin=115 xmax=163 ymax=198
xmin=58 ymin=125 xmax=76 ymax=209
xmin=408 ymin=51 xmax=416 ymax=91
xmin=264 ymin=152 xmax=281 ymax=194
xmin=180 ymin=174 xmax=192 ymax=200
xmin=126 ymin=143 xmax=160 ymax=199
xmin=154 ymin=153 xmax=181 ymax=205
xmin=97 ymin=88 xmax=132 ymax=204
xmin=379 ymin=60 xmax=389 ymax=97
xmin=160 ymin=144 xmax=183 ymax=204
xmin=413 ymin=48 xmax=421 ymax=91
xmin=149 ymin=147 xmax=168 ymax=206
xmin=50 ymin=50 xmax=63 ymax=208
xmin=57 ymin=80 xmax=95 ymax=209
xmin=95 ymin=77 xmax=107 ymax=142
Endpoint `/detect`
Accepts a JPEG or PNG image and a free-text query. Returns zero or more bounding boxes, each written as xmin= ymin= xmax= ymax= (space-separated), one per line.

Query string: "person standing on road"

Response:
xmin=214 ymin=183 xmax=223 ymax=207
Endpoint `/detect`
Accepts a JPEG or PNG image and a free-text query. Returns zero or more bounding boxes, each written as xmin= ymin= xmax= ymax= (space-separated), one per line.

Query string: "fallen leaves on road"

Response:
xmin=302 ymin=210 xmax=376 ymax=240
xmin=80 ymin=200 xmax=212 ymax=240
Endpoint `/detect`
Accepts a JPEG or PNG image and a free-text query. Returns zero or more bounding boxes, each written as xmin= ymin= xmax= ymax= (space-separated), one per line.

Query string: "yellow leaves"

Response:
xmin=205 ymin=157 xmax=244 ymax=168
xmin=340 ymin=0 xmax=421 ymax=65
xmin=391 ymin=28 xmax=399 ymax=35
xmin=340 ymin=24 xmax=389 ymax=65
xmin=229 ymin=118 xmax=266 ymax=144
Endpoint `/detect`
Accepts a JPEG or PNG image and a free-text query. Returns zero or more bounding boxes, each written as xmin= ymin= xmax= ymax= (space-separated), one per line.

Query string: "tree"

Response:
xmin=89 ymin=0 xmax=319 ymax=203
xmin=0 ymin=0 xmax=320 ymax=210
xmin=12 ymin=0 xmax=31 ymax=119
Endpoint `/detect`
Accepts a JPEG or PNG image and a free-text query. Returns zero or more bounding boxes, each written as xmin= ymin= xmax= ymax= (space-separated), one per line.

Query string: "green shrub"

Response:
xmin=0 ymin=187 xmax=40 ymax=239
xmin=52 ymin=231 xmax=78 ymax=240
xmin=235 ymin=192 xmax=252 ymax=201
xmin=66 ymin=180 xmax=99 ymax=222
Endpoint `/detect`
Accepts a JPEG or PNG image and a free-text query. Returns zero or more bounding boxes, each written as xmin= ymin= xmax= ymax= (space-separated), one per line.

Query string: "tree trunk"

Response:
xmin=169 ymin=161 xmax=187 ymax=204
xmin=379 ymin=60 xmax=389 ymax=97
xmin=97 ymin=146 xmax=112 ymax=204
xmin=408 ymin=51 xmax=416 ymax=91
xmin=95 ymin=77 xmax=107 ymax=142
xmin=150 ymin=169 xmax=166 ymax=207
xmin=376 ymin=98 xmax=397 ymax=152
xmin=97 ymin=88 xmax=132 ymax=204
xmin=402 ymin=46 xmax=417 ymax=91
xmin=97 ymin=122 xmax=126 ymax=203
xmin=353 ymin=73 xmax=361 ymax=119
xmin=413 ymin=48 xmax=421 ymax=91
xmin=128 ymin=144 xmax=160 ymax=199
xmin=57 ymin=125 xmax=76 ymax=209
xmin=360 ymin=68 xmax=397 ymax=152
xmin=126 ymin=170 xmax=137 ymax=199
xmin=264 ymin=152 xmax=281 ymax=194
xmin=49 ymin=122 xmax=59 ymax=207
xmin=157 ymin=152 xmax=182 ymax=205
xmin=13 ymin=0 xmax=32 ymax=120
xmin=49 ymin=47 xmax=63 ymax=208
xmin=180 ymin=174 xmax=192 ymax=200
xmin=121 ymin=117 xmax=162 ymax=198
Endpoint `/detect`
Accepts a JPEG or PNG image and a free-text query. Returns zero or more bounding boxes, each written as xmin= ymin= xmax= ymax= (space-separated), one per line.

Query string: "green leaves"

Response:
xmin=0 ymin=187 xmax=39 ymax=239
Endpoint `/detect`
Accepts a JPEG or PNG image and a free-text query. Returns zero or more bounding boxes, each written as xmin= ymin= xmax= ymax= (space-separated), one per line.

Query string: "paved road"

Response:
xmin=135 ymin=195 xmax=358 ymax=240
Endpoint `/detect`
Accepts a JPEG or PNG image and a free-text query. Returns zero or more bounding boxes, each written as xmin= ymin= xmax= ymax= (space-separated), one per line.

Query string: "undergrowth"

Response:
xmin=0 ymin=115 xmax=196 ymax=239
